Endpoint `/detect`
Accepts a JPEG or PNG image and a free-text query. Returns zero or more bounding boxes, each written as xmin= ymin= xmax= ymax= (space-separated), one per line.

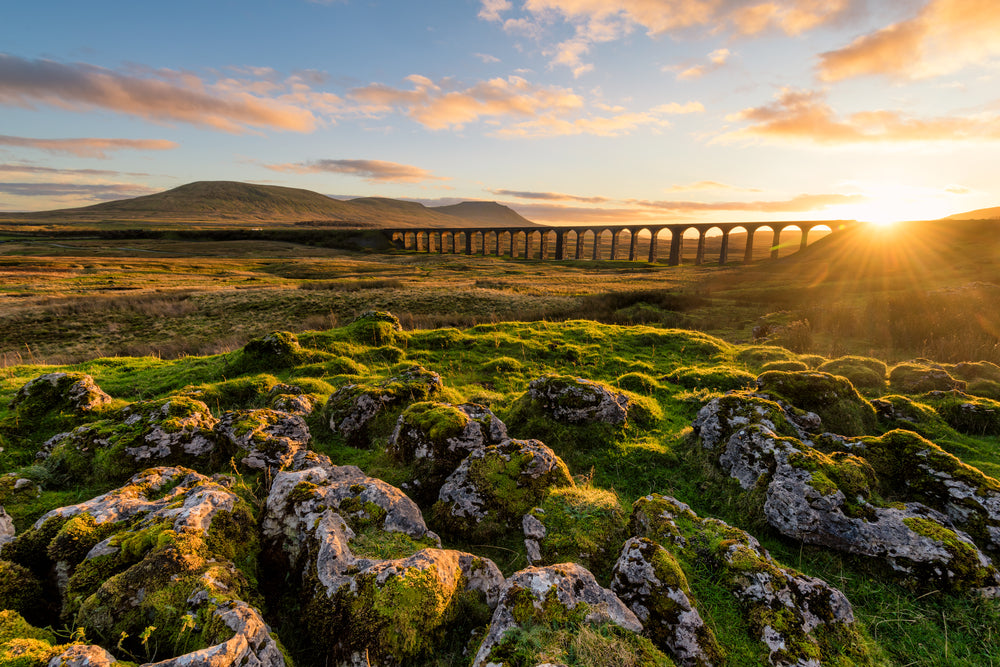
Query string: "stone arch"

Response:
xmin=801 ymin=223 xmax=833 ymax=249
xmin=680 ymin=226 xmax=702 ymax=264
xmin=611 ymin=228 xmax=631 ymax=260
xmin=650 ymin=228 xmax=671 ymax=262
xmin=699 ymin=226 xmax=725 ymax=264
xmin=562 ymin=230 xmax=578 ymax=259
xmin=752 ymin=225 xmax=776 ymax=262
xmin=772 ymin=224 xmax=803 ymax=258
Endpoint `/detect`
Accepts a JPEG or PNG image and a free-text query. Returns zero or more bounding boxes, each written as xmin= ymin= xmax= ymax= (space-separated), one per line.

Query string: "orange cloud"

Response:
xmin=0 ymin=134 xmax=177 ymax=158
xmin=351 ymin=75 xmax=583 ymax=130
xmin=666 ymin=180 xmax=763 ymax=192
xmin=720 ymin=88 xmax=1000 ymax=144
xmin=489 ymin=188 xmax=612 ymax=203
xmin=819 ymin=0 xmax=1000 ymax=81
xmin=483 ymin=1 xmax=858 ymax=73
xmin=677 ymin=48 xmax=732 ymax=80
xmin=0 ymin=181 xmax=157 ymax=202
xmin=0 ymin=54 xmax=319 ymax=133
xmin=265 ymin=159 xmax=445 ymax=183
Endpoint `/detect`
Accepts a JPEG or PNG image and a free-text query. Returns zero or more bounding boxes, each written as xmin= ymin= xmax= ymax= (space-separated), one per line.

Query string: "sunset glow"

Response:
xmin=1 ymin=1 xmax=997 ymax=222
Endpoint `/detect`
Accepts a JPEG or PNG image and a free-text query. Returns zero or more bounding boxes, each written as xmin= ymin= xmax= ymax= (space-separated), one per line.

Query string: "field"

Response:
xmin=2 ymin=219 xmax=1000 ymax=666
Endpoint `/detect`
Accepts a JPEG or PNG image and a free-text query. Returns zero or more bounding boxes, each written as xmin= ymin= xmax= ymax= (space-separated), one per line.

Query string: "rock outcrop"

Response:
xmin=433 ymin=438 xmax=573 ymax=541
xmin=215 ymin=408 xmax=311 ymax=471
xmin=522 ymin=375 xmax=631 ymax=425
xmin=11 ymin=373 xmax=112 ymax=416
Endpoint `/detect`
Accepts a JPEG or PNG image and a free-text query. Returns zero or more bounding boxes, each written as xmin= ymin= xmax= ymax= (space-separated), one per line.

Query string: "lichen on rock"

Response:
xmin=388 ymin=401 xmax=507 ymax=503
xmin=11 ymin=373 xmax=112 ymax=418
xmin=215 ymin=408 xmax=311 ymax=472
xmin=433 ymin=438 xmax=574 ymax=542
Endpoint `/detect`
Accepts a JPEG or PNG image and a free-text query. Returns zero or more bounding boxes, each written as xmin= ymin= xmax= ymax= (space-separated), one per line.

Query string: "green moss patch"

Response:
xmin=755 ymin=371 xmax=877 ymax=436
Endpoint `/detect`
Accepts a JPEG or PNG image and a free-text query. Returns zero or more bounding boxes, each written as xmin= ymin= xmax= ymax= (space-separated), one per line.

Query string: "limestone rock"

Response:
xmin=47 ymin=644 xmax=117 ymax=667
xmin=433 ymin=439 xmax=573 ymax=541
xmin=632 ymin=494 xmax=864 ymax=666
xmin=692 ymin=393 xmax=803 ymax=452
xmin=388 ymin=401 xmax=507 ymax=502
xmin=145 ymin=601 xmax=286 ymax=667
xmin=611 ymin=537 xmax=720 ymax=666
xmin=263 ymin=458 xmax=504 ymax=665
xmin=0 ymin=506 xmax=13 ymax=546
xmin=754 ymin=371 xmax=877 ymax=436
xmin=472 ymin=563 xmax=641 ymax=667
xmin=326 ymin=365 xmax=443 ymax=447
xmin=215 ymin=408 xmax=310 ymax=471
xmin=521 ymin=486 xmax=627 ymax=576
xmin=11 ymin=372 xmax=112 ymax=415
xmin=119 ymin=397 xmax=219 ymax=462
xmin=523 ymin=375 xmax=631 ymax=425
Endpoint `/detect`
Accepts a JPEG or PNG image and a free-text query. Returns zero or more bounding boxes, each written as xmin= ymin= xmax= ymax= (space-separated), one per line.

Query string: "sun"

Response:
xmin=829 ymin=184 xmax=957 ymax=227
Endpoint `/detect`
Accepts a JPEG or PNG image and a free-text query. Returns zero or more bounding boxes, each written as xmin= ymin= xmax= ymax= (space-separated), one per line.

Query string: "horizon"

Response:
xmin=2 ymin=1 xmax=999 ymax=225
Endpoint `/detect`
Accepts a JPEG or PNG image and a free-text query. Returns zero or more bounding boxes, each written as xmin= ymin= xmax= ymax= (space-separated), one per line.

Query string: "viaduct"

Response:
xmin=386 ymin=220 xmax=854 ymax=265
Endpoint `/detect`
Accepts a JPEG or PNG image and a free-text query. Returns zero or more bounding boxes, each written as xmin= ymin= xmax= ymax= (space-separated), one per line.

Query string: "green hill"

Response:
xmin=1 ymin=180 xmax=540 ymax=228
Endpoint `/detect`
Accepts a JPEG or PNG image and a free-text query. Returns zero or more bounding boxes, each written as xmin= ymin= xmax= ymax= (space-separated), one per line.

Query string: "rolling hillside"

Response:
xmin=1 ymin=180 xmax=540 ymax=229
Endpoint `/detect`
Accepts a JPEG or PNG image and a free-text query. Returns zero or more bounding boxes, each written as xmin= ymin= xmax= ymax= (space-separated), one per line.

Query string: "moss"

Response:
xmin=797 ymin=354 xmax=827 ymax=369
xmin=343 ymin=311 xmax=403 ymax=346
xmin=889 ymin=362 xmax=966 ymax=394
xmin=755 ymin=371 xmax=877 ymax=436
xmin=0 ymin=562 xmax=44 ymax=621
xmin=903 ymin=517 xmax=996 ymax=591
xmin=665 ymin=366 xmax=756 ymax=392
xmin=2 ymin=515 xmax=68 ymax=578
xmin=616 ymin=372 xmax=664 ymax=394
xmin=735 ymin=345 xmax=798 ymax=369
xmin=47 ymin=513 xmax=119 ymax=566
xmin=240 ymin=331 xmax=308 ymax=369
xmin=348 ymin=527 xmax=437 ymax=561
xmin=817 ymin=357 xmax=888 ymax=393
xmin=528 ymin=486 xmax=627 ymax=580
xmin=398 ymin=401 xmax=469 ymax=442
xmin=924 ymin=391 xmax=1000 ymax=436
xmin=479 ymin=356 xmax=523 ymax=375
xmin=760 ymin=360 xmax=809 ymax=372
xmin=0 ymin=637 xmax=59 ymax=667
xmin=183 ymin=374 xmax=278 ymax=411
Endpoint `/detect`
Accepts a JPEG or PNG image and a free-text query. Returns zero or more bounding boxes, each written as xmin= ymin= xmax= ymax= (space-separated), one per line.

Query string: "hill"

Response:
xmin=947 ymin=205 xmax=1000 ymax=220
xmin=0 ymin=180 xmax=540 ymax=228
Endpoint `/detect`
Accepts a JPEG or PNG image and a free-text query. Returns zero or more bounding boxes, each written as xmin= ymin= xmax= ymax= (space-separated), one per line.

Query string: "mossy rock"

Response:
xmin=10 ymin=372 xmax=112 ymax=419
xmin=924 ymin=391 xmax=1000 ymax=436
xmin=433 ymin=439 xmax=574 ymax=542
xmin=889 ymin=362 xmax=966 ymax=394
xmin=946 ymin=361 xmax=1000 ymax=384
xmin=0 ymin=611 xmax=61 ymax=667
xmin=343 ymin=310 xmax=404 ymax=346
xmin=817 ymin=356 xmax=888 ymax=392
xmin=625 ymin=328 xmax=730 ymax=359
xmin=410 ymin=327 xmax=470 ymax=350
xmin=524 ymin=485 xmax=627 ymax=581
xmin=388 ymin=401 xmax=507 ymax=504
xmin=760 ymin=360 xmax=809 ymax=372
xmin=479 ymin=356 xmax=523 ymax=375
xmin=797 ymin=354 xmax=827 ymax=369
xmin=870 ymin=394 xmax=950 ymax=438
xmin=0 ymin=561 xmax=45 ymax=623
xmin=665 ymin=366 xmax=756 ymax=392
xmin=326 ymin=365 xmax=444 ymax=448
xmin=616 ymin=372 xmax=665 ymax=394
xmin=735 ymin=345 xmax=798 ymax=369
xmin=755 ymin=371 xmax=877 ymax=436
xmin=692 ymin=392 xmax=803 ymax=452
xmin=240 ymin=330 xmax=309 ymax=369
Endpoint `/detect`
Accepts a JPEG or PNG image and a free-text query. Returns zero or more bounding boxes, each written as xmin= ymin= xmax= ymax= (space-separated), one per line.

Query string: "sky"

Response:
xmin=1 ymin=0 xmax=999 ymax=225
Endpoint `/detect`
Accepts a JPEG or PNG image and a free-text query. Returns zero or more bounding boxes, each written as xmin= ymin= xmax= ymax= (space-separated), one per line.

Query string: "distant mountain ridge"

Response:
xmin=946 ymin=205 xmax=1000 ymax=220
xmin=3 ymin=180 xmax=540 ymax=228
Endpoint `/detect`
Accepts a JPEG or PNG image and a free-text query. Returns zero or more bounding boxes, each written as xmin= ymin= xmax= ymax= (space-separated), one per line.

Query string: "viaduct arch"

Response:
xmin=387 ymin=221 xmax=848 ymax=265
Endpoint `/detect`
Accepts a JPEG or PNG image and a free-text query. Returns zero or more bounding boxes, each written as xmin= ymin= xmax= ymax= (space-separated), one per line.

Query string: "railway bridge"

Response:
xmin=386 ymin=220 xmax=853 ymax=265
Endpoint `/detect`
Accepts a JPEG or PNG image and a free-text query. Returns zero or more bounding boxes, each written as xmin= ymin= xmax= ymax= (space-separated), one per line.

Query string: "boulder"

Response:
xmin=0 ymin=506 xmax=13 ymax=546
xmin=521 ymin=485 xmax=627 ymax=577
xmin=471 ymin=563 xmax=642 ymax=667
xmin=692 ymin=393 xmax=804 ymax=452
xmin=631 ymin=495 xmax=866 ymax=666
xmin=521 ymin=375 xmax=631 ymax=425
xmin=343 ymin=310 xmax=403 ymax=346
xmin=433 ymin=439 xmax=574 ymax=542
xmin=11 ymin=372 xmax=112 ymax=416
xmin=889 ymin=362 xmax=966 ymax=394
xmin=240 ymin=331 xmax=306 ymax=368
xmin=267 ymin=383 xmax=314 ymax=416
xmin=705 ymin=417 xmax=1000 ymax=593
xmin=1 ymin=467 xmax=268 ymax=664
xmin=326 ymin=365 xmax=443 ymax=447
xmin=118 ymin=396 xmax=219 ymax=462
xmin=388 ymin=402 xmax=507 ymax=503
xmin=611 ymin=537 xmax=721 ymax=666
xmin=215 ymin=408 xmax=311 ymax=471
xmin=263 ymin=457 xmax=505 ymax=665
xmin=47 ymin=644 xmax=117 ymax=667
xmin=755 ymin=371 xmax=877 ymax=436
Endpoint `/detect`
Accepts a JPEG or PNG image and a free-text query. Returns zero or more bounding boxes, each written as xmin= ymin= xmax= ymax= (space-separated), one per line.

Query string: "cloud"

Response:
xmin=491 ymin=187 xmax=867 ymax=224
xmin=819 ymin=0 xmax=1000 ymax=81
xmin=676 ymin=48 xmax=731 ymax=80
xmin=720 ymin=87 xmax=1000 ymax=145
xmin=0 ymin=181 xmax=157 ymax=201
xmin=0 ymin=163 xmax=131 ymax=177
xmin=489 ymin=188 xmax=611 ymax=203
xmin=474 ymin=53 xmax=501 ymax=64
xmin=0 ymin=54 xmax=321 ymax=133
xmin=492 ymin=100 xmax=703 ymax=138
xmin=351 ymin=74 xmax=585 ymax=130
xmin=264 ymin=159 xmax=446 ymax=183
xmin=485 ymin=1 xmax=858 ymax=72
xmin=0 ymin=134 xmax=177 ymax=158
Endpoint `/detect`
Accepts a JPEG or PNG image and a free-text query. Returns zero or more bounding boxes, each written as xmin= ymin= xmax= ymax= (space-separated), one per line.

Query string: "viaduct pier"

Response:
xmin=387 ymin=220 xmax=853 ymax=265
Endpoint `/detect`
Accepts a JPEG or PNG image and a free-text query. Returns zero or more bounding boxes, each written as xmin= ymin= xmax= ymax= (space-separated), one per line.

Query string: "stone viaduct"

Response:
xmin=386 ymin=220 xmax=852 ymax=265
